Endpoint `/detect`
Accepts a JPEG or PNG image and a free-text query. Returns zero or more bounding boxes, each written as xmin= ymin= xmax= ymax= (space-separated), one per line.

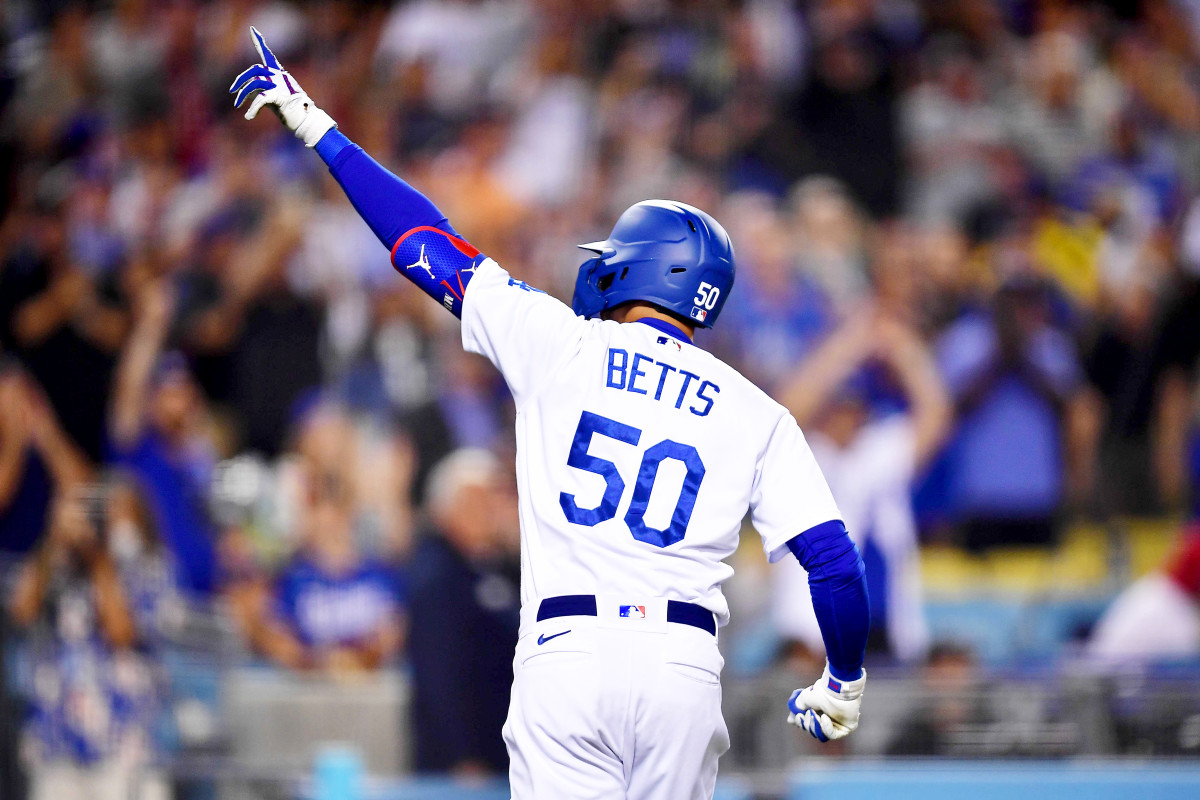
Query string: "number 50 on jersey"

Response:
xmin=560 ymin=411 xmax=706 ymax=549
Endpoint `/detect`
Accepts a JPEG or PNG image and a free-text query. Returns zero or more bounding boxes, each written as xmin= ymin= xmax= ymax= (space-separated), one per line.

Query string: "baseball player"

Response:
xmin=232 ymin=27 xmax=870 ymax=799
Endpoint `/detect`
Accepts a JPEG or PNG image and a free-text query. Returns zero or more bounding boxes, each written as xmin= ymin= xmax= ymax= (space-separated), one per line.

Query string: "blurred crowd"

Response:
xmin=3 ymin=0 xmax=1200 ymax=795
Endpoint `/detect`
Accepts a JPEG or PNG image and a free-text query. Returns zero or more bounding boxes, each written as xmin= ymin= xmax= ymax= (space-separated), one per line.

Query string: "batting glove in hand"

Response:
xmin=787 ymin=661 xmax=866 ymax=742
xmin=230 ymin=27 xmax=336 ymax=148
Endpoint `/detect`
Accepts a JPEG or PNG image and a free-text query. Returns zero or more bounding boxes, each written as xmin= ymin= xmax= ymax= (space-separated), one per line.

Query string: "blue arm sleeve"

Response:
xmin=314 ymin=129 xmax=458 ymax=241
xmin=786 ymin=520 xmax=870 ymax=682
xmin=314 ymin=129 xmax=483 ymax=317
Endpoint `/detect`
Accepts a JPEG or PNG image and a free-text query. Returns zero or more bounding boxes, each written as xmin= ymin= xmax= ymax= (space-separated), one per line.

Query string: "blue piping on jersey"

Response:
xmin=786 ymin=520 xmax=869 ymax=682
xmin=634 ymin=317 xmax=693 ymax=344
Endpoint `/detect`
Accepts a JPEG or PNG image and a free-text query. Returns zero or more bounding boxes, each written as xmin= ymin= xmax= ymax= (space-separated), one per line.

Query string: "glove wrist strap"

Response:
xmin=294 ymin=104 xmax=337 ymax=148
xmin=823 ymin=661 xmax=866 ymax=699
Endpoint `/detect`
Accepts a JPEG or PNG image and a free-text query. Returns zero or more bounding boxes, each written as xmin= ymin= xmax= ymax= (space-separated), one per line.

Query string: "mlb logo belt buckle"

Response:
xmin=597 ymin=596 xmax=667 ymax=633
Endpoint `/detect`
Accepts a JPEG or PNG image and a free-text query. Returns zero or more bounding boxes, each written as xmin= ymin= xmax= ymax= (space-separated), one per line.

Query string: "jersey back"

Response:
xmin=462 ymin=261 xmax=841 ymax=625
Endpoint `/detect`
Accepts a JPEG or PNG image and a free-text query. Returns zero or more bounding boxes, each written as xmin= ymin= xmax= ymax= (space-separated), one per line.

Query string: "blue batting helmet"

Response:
xmin=571 ymin=200 xmax=735 ymax=328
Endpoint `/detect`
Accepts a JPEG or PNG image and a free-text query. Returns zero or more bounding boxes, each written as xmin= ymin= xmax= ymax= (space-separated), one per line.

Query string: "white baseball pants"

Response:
xmin=504 ymin=597 xmax=729 ymax=799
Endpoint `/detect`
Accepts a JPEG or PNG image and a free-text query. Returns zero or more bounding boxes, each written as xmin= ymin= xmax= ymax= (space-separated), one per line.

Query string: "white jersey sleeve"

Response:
xmin=750 ymin=412 xmax=843 ymax=563
xmin=461 ymin=260 xmax=589 ymax=406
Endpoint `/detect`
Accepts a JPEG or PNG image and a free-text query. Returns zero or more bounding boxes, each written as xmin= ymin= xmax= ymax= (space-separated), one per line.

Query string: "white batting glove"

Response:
xmin=787 ymin=661 xmax=866 ymax=742
xmin=230 ymin=27 xmax=337 ymax=148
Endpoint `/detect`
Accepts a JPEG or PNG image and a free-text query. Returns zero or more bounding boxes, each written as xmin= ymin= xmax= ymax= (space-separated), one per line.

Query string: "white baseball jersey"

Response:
xmin=461 ymin=259 xmax=842 ymax=628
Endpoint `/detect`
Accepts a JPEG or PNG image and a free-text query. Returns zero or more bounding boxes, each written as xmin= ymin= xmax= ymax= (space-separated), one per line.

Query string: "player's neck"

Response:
xmin=606 ymin=303 xmax=696 ymax=340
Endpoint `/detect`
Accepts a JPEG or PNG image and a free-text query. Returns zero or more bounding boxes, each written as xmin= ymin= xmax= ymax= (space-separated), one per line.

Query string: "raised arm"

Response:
xmin=0 ymin=372 xmax=31 ymax=512
xmin=10 ymin=493 xmax=136 ymax=649
xmin=230 ymin=27 xmax=485 ymax=318
xmin=777 ymin=313 xmax=876 ymax=429
xmin=874 ymin=316 xmax=952 ymax=470
xmin=11 ymin=269 xmax=88 ymax=348
xmin=22 ymin=375 xmax=91 ymax=490
xmin=8 ymin=536 xmax=55 ymax=628
xmin=110 ymin=280 xmax=173 ymax=448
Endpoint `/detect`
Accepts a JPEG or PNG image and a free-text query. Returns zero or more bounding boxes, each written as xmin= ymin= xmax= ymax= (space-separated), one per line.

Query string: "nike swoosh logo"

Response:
xmin=537 ymin=630 xmax=570 ymax=645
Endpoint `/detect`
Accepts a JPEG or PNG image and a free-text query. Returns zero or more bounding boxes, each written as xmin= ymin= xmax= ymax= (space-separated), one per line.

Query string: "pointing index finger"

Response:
xmin=250 ymin=26 xmax=282 ymax=71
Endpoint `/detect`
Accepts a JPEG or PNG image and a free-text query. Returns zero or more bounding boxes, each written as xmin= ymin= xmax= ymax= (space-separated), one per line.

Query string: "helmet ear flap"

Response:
xmin=571 ymin=257 xmax=609 ymax=318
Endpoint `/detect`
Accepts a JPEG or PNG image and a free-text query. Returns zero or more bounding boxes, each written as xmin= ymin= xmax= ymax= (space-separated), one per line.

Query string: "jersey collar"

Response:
xmin=634 ymin=317 xmax=693 ymax=344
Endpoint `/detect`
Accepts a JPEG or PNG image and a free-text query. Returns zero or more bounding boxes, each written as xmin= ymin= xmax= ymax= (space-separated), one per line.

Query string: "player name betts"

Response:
xmin=605 ymin=344 xmax=720 ymax=417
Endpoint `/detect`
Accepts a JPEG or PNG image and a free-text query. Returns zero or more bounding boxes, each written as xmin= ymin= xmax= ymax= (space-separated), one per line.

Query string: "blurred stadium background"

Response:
xmin=2 ymin=0 xmax=1200 ymax=798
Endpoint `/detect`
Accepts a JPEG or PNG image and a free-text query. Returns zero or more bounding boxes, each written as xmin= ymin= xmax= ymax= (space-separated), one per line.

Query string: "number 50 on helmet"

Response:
xmin=571 ymin=200 xmax=736 ymax=329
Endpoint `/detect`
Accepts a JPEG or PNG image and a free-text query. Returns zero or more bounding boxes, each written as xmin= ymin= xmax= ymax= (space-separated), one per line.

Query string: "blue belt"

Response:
xmin=536 ymin=594 xmax=716 ymax=636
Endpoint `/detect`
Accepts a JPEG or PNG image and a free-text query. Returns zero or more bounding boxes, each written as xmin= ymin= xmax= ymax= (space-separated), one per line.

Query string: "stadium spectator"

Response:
xmin=399 ymin=338 xmax=510 ymax=505
xmin=173 ymin=196 xmax=323 ymax=456
xmin=788 ymin=177 xmax=870 ymax=315
xmin=1146 ymin=214 xmax=1200 ymax=511
xmin=258 ymin=468 xmax=405 ymax=674
xmin=108 ymin=278 xmax=219 ymax=596
xmin=912 ymin=222 xmax=981 ymax=336
xmin=900 ymin=40 xmax=1008 ymax=224
xmin=885 ymin=642 xmax=987 ymax=757
xmin=0 ymin=366 xmax=91 ymax=555
xmin=288 ymin=399 xmax=418 ymax=557
xmin=103 ymin=475 xmax=183 ymax=650
xmin=789 ymin=0 xmax=903 ymax=217
xmin=1083 ymin=247 xmax=1176 ymax=516
xmin=935 ymin=274 xmax=1094 ymax=550
xmin=712 ymin=193 xmax=836 ymax=391
xmin=0 ymin=367 xmax=91 ymax=799
xmin=375 ymin=0 xmax=531 ymax=117
xmin=407 ymin=449 xmax=520 ymax=776
xmin=1087 ymin=524 xmax=1200 ymax=665
xmin=775 ymin=309 xmax=950 ymax=662
xmin=8 ymin=484 xmax=168 ymax=800
xmin=1003 ymin=29 xmax=1121 ymax=189
xmin=0 ymin=197 xmax=130 ymax=463
xmin=223 ymin=397 xmax=417 ymax=666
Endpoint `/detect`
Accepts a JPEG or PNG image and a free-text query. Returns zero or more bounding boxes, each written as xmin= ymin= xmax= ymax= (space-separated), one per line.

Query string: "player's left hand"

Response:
xmin=229 ymin=26 xmax=336 ymax=147
xmin=787 ymin=661 xmax=866 ymax=742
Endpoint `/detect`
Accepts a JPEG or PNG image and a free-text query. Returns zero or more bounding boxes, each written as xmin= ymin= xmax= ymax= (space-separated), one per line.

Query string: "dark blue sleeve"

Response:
xmin=786 ymin=520 xmax=869 ymax=682
xmin=314 ymin=129 xmax=484 ymax=317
